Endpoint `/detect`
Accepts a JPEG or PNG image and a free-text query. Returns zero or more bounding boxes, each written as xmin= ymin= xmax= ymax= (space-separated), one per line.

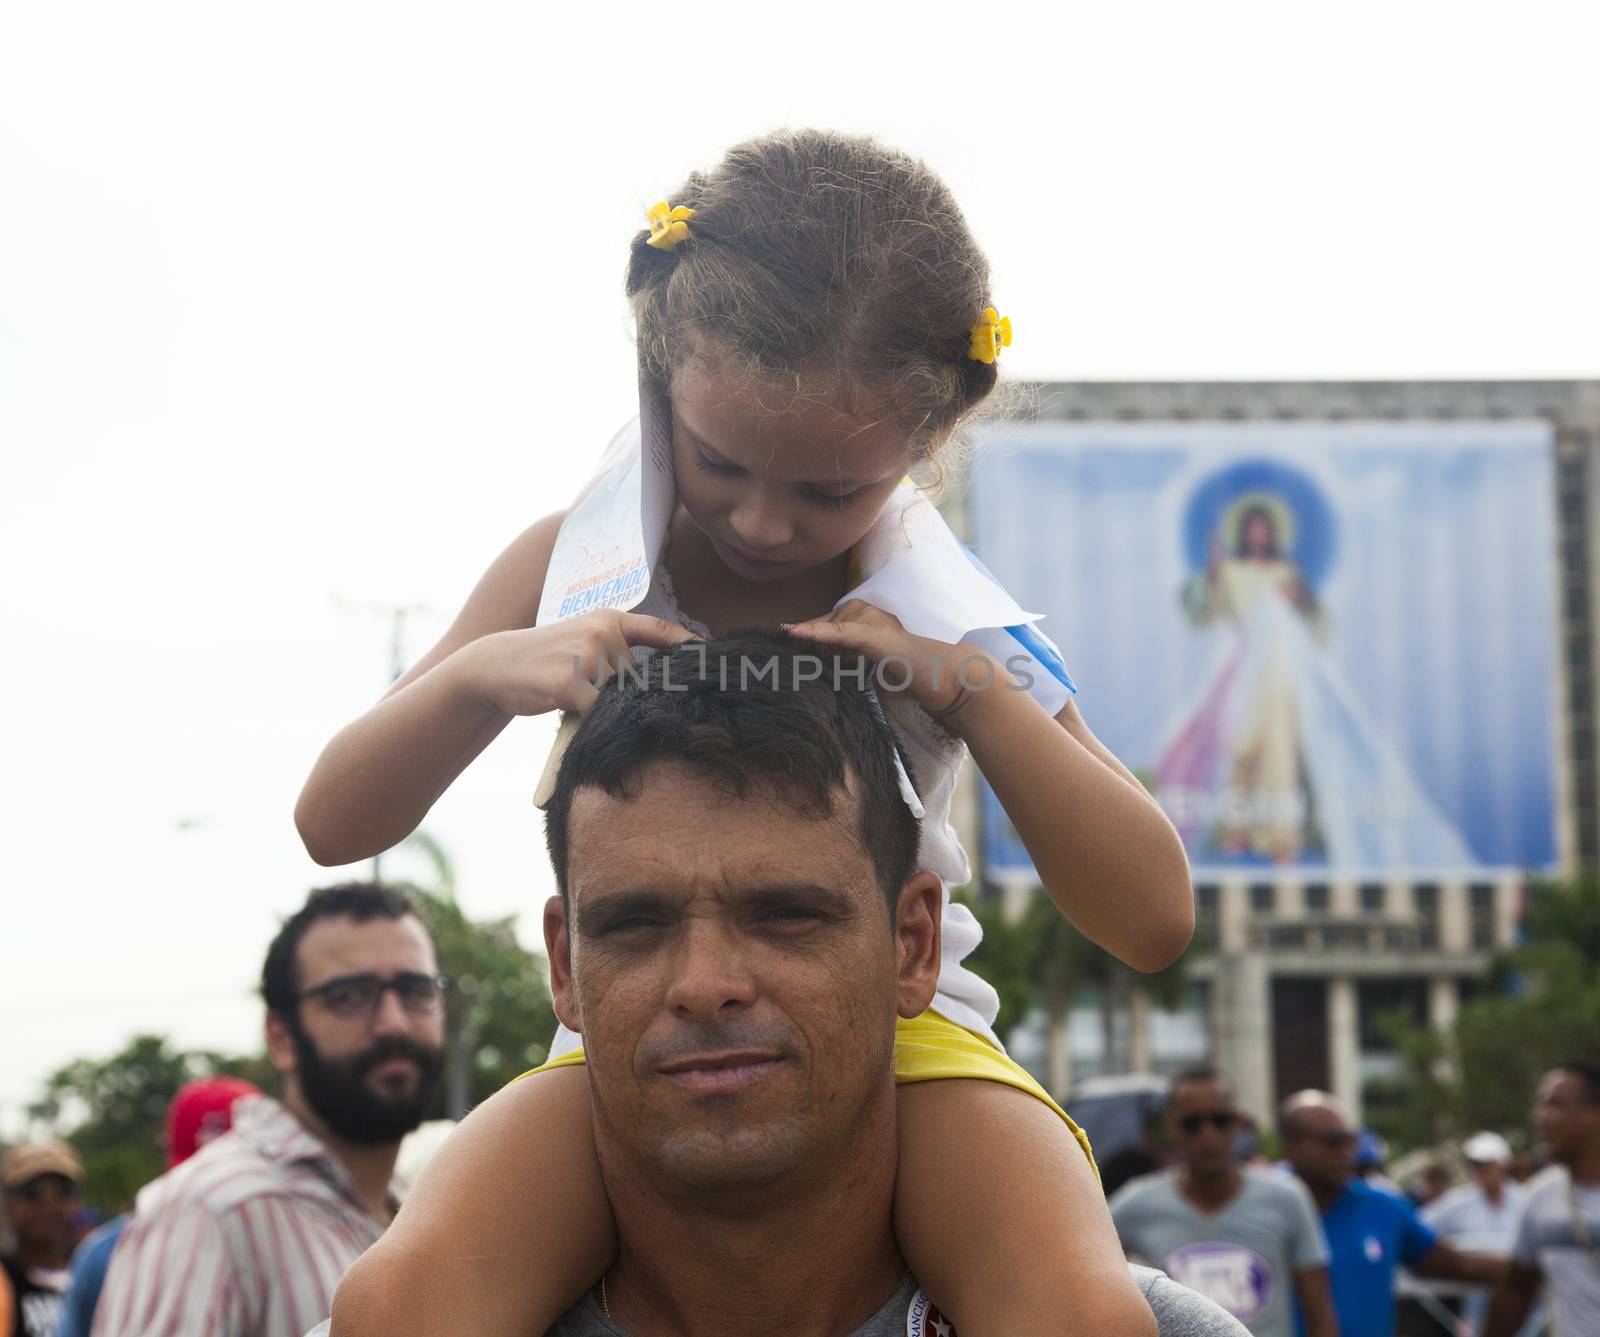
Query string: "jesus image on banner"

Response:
xmin=1154 ymin=460 xmax=1470 ymax=870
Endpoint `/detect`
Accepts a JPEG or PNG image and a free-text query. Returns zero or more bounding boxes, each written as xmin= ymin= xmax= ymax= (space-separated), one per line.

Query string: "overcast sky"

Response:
xmin=4 ymin=0 xmax=1598 ymax=1133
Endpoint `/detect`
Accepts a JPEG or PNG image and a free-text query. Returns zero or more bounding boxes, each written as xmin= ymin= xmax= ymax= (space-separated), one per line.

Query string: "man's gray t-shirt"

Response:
xmin=1510 ymin=1169 xmax=1600 ymax=1335
xmin=543 ymin=1265 xmax=1247 ymax=1335
xmin=1110 ymin=1169 xmax=1328 ymax=1337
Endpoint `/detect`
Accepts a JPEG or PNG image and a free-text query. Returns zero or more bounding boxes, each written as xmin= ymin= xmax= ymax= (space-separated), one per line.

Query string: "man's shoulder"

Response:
xmin=130 ymin=1127 xmax=295 ymax=1225
xmin=537 ymin=1269 xmax=1248 ymax=1337
xmin=1239 ymin=1165 xmax=1313 ymax=1206
xmin=539 ymin=1278 xmax=918 ymax=1337
xmin=1131 ymin=1266 xmax=1251 ymax=1335
xmin=1110 ymin=1168 xmax=1179 ymax=1211
xmin=1420 ymin=1182 xmax=1478 ymax=1222
xmin=70 ymin=1214 xmax=127 ymax=1270
xmin=1517 ymin=1166 xmax=1570 ymax=1214
xmin=1341 ymin=1178 xmax=1427 ymax=1238
xmin=1353 ymin=1177 xmax=1418 ymax=1213
xmin=1234 ymin=1167 xmax=1321 ymax=1230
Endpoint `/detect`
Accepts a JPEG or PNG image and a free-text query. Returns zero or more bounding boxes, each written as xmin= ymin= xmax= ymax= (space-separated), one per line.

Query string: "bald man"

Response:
xmin=1280 ymin=1091 xmax=1503 ymax=1336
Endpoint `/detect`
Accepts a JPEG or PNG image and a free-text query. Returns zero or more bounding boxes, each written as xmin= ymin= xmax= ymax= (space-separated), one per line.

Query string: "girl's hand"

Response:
xmin=783 ymin=599 xmax=997 ymax=720
xmin=462 ymin=611 xmax=696 ymax=718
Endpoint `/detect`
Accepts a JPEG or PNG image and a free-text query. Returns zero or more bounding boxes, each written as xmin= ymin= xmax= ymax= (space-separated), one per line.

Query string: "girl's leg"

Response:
xmin=330 ymin=1064 xmax=613 ymax=1336
xmin=894 ymin=1079 xmax=1156 ymax=1337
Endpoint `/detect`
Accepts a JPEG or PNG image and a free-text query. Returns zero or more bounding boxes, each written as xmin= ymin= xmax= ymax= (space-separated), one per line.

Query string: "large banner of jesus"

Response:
xmin=971 ymin=419 xmax=1559 ymax=878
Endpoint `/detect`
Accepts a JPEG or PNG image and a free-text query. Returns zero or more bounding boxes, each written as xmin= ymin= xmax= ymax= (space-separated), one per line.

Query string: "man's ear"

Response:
xmin=544 ymin=895 xmax=581 ymax=1034
xmin=264 ymin=1011 xmax=297 ymax=1078
xmin=894 ymin=871 xmax=942 ymax=1020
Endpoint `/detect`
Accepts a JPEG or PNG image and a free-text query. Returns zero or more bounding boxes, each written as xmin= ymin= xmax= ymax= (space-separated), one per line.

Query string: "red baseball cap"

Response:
xmin=165 ymin=1077 xmax=258 ymax=1168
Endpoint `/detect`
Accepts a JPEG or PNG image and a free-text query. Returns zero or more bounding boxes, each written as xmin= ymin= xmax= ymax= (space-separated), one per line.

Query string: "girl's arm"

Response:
xmin=965 ymin=690 xmax=1193 ymax=971
xmin=329 ymin=1065 xmax=612 ymax=1337
xmin=296 ymin=512 xmax=692 ymax=866
xmin=896 ymin=1080 xmax=1157 ymax=1337
xmin=785 ymin=604 xmax=1194 ymax=972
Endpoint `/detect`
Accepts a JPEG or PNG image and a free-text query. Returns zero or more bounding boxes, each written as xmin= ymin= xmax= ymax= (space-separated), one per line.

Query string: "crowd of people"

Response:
xmin=6 ymin=638 xmax=1598 ymax=1337
xmin=1106 ymin=1065 xmax=1600 ymax=1336
xmin=6 ymin=128 xmax=1598 ymax=1336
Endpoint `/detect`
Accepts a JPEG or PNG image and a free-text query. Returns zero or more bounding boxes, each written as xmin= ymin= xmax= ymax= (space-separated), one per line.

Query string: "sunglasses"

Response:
xmin=13 ymin=1178 xmax=79 ymax=1203
xmin=1177 ymin=1112 xmax=1236 ymax=1134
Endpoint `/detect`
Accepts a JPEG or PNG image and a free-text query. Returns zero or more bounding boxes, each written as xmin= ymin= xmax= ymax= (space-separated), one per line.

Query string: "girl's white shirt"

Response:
xmin=541 ymin=400 xmax=1075 ymax=1054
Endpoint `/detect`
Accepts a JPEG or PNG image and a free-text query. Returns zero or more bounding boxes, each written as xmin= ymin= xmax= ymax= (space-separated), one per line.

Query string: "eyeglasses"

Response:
xmin=1314 ymin=1130 xmax=1357 ymax=1148
xmin=1177 ymin=1112 xmax=1236 ymax=1134
xmin=297 ymin=972 xmax=451 ymax=1020
xmin=13 ymin=1178 xmax=80 ymax=1203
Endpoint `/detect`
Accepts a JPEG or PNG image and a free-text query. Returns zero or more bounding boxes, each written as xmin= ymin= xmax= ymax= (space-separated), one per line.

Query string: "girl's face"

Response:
xmin=669 ymin=371 xmax=922 ymax=584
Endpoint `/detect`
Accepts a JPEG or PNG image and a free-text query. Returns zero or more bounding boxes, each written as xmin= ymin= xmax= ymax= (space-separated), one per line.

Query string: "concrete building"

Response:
xmin=961 ymin=380 xmax=1600 ymax=1127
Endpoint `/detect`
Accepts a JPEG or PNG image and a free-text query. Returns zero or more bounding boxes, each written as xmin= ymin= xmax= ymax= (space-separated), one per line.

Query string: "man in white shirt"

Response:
xmin=1422 ymin=1131 xmax=1525 ymax=1330
xmin=1484 ymin=1063 xmax=1600 ymax=1337
xmin=1423 ymin=1132 xmax=1525 ymax=1250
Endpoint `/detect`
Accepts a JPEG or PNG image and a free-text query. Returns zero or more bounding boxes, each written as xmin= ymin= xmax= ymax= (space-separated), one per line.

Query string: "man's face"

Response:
xmin=1532 ymin=1070 xmax=1600 ymax=1166
xmin=267 ymin=913 xmax=446 ymax=1146
xmin=1168 ymin=1079 xmax=1238 ymax=1178
xmin=4 ymin=1174 xmax=78 ymax=1253
xmin=1284 ymin=1104 xmax=1356 ymax=1193
xmin=1468 ymin=1159 xmax=1507 ymax=1194
xmin=547 ymin=761 xmax=940 ymax=1194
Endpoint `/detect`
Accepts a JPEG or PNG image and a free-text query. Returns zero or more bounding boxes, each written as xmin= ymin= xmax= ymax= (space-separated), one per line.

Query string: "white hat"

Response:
xmin=1462 ymin=1131 xmax=1512 ymax=1165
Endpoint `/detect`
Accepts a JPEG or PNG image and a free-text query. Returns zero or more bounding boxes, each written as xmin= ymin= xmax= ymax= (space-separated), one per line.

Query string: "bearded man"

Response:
xmin=95 ymin=883 xmax=446 ymax=1337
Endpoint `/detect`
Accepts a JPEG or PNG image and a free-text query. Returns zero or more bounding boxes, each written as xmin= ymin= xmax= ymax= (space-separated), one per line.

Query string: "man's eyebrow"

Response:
xmin=574 ymin=881 xmax=863 ymax=930
xmin=737 ymin=883 xmax=861 ymax=916
xmin=574 ymin=889 xmax=671 ymax=935
xmin=684 ymin=428 xmax=881 ymax=490
xmin=300 ymin=970 xmax=380 ymax=991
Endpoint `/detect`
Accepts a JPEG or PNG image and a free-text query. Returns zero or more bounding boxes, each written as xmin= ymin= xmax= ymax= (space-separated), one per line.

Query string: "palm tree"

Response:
xmin=967 ymin=888 xmax=1191 ymax=1100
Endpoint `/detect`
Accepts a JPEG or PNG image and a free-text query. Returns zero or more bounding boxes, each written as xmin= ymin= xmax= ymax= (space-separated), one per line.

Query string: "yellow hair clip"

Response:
xmin=646 ymin=200 xmax=696 ymax=250
xmin=967 ymin=307 xmax=1013 ymax=365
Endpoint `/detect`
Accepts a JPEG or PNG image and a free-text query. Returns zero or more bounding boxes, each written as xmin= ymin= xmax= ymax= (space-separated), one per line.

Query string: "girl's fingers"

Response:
xmin=782 ymin=618 xmax=855 ymax=641
xmin=617 ymin=613 xmax=698 ymax=647
xmin=783 ymin=618 xmax=885 ymax=657
xmin=786 ymin=600 xmax=892 ymax=635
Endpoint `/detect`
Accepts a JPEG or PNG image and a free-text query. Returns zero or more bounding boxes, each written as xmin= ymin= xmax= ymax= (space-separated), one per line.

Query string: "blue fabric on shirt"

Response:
xmin=59 ymin=1214 xmax=127 ymax=1337
xmin=1295 ymin=1180 xmax=1437 ymax=1337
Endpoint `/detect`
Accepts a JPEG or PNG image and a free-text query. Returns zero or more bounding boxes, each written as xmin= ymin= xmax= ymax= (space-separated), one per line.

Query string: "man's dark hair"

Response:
xmin=544 ymin=631 xmax=922 ymax=910
xmin=260 ymin=882 xmax=420 ymax=1016
xmin=1169 ymin=1064 xmax=1233 ymax=1102
xmin=1553 ymin=1061 xmax=1600 ymax=1104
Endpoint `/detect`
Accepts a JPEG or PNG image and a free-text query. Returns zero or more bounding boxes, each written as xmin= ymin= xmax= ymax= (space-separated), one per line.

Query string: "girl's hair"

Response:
xmin=626 ymin=129 xmax=1001 ymax=452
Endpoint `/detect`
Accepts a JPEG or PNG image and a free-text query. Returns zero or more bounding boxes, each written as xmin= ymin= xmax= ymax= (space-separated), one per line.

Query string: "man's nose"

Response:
xmin=663 ymin=922 xmax=757 ymax=1023
xmin=369 ymin=986 xmax=413 ymax=1036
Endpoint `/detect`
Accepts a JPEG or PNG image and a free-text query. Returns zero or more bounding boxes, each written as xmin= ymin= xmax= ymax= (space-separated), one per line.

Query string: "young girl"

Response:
xmin=300 ymin=129 xmax=1193 ymax=1335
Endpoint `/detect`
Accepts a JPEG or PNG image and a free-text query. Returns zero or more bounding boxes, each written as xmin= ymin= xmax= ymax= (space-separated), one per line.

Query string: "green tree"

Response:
xmin=28 ymin=1035 xmax=271 ymax=1214
xmin=961 ymin=885 xmax=1188 ymax=1098
xmin=32 ymin=836 xmax=556 ymax=1209
xmin=1367 ymin=873 xmax=1600 ymax=1152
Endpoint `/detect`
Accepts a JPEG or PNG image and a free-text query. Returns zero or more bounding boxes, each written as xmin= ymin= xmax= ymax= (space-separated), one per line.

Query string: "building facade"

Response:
xmin=959 ymin=380 xmax=1600 ymax=1127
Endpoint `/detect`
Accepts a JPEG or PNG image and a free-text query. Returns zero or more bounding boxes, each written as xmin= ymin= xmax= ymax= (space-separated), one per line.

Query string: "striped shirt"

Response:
xmin=93 ymin=1096 xmax=387 ymax=1337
